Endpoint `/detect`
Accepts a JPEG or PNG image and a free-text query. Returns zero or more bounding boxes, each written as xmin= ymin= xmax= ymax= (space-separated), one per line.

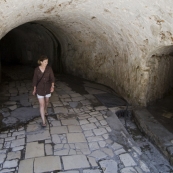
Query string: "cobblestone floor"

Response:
xmin=0 ymin=66 xmax=173 ymax=173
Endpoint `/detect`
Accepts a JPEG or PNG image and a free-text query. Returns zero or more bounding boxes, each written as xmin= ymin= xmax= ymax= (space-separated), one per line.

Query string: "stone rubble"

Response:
xmin=0 ymin=76 xmax=172 ymax=173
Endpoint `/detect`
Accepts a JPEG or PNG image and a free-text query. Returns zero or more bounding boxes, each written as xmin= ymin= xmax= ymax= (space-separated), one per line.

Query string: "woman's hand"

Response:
xmin=33 ymin=87 xmax=36 ymax=96
xmin=50 ymin=86 xmax=54 ymax=93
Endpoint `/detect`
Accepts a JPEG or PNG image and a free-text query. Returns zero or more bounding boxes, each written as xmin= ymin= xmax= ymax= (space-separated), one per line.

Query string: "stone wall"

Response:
xmin=0 ymin=0 xmax=173 ymax=105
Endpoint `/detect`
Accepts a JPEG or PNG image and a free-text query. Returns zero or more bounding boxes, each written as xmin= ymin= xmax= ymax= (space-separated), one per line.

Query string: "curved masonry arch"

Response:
xmin=0 ymin=0 xmax=173 ymax=105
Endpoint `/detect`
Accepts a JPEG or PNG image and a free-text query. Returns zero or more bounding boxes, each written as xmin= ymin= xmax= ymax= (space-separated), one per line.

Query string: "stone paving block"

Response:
xmin=45 ymin=144 xmax=53 ymax=155
xmin=67 ymin=133 xmax=86 ymax=143
xmin=81 ymin=123 xmax=97 ymax=130
xmin=52 ymin=134 xmax=61 ymax=144
xmin=5 ymin=137 xmax=15 ymax=142
xmin=90 ymin=150 xmax=107 ymax=160
xmin=54 ymin=149 xmax=69 ymax=155
xmin=95 ymin=106 xmax=107 ymax=111
xmin=12 ymin=146 xmax=24 ymax=151
xmin=101 ymin=148 xmax=114 ymax=157
xmin=87 ymin=136 xmax=103 ymax=142
xmin=54 ymin=144 xmax=64 ymax=150
xmin=88 ymin=117 xmax=98 ymax=123
xmin=61 ymin=119 xmax=79 ymax=125
xmin=81 ymin=100 xmax=91 ymax=105
xmin=84 ymin=130 xmax=94 ymax=137
xmin=68 ymin=125 xmax=82 ymax=133
xmin=111 ymin=142 xmax=123 ymax=151
xmin=62 ymin=155 xmax=90 ymax=170
xmin=89 ymin=142 xmax=100 ymax=150
xmin=120 ymin=167 xmax=137 ymax=173
xmin=0 ymin=139 xmax=4 ymax=143
xmin=99 ymin=141 xmax=106 ymax=147
xmin=0 ymin=168 xmax=15 ymax=173
xmin=72 ymin=96 xmax=86 ymax=101
xmin=54 ymin=107 xmax=68 ymax=114
xmin=59 ymin=171 xmax=79 ymax=173
xmin=27 ymin=130 xmax=50 ymax=142
xmin=11 ymin=138 xmax=25 ymax=148
xmin=80 ymin=119 xmax=89 ymax=125
xmin=6 ymin=151 xmax=21 ymax=160
xmin=100 ymin=120 xmax=107 ymax=126
xmin=51 ymin=120 xmax=61 ymax=126
xmin=75 ymin=143 xmax=89 ymax=150
xmin=26 ymin=124 xmax=41 ymax=132
xmin=69 ymin=149 xmax=76 ymax=155
xmin=83 ymin=170 xmax=100 ymax=173
xmin=93 ymin=128 xmax=107 ymax=136
xmin=119 ymin=153 xmax=137 ymax=167
xmin=0 ymin=134 xmax=7 ymax=138
xmin=25 ymin=142 xmax=44 ymax=159
xmin=115 ymin=148 xmax=126 ymax=155
xmin=87 ymin=156 xmax=98 ymax=167
xmin=139 ymin=160 xmax=150 ymax=172
xmin=18 ymin=159 xmax=34 ymax=173
xmin=70 ymin=93 xmax=82 ymax=97
xmin=3 ymin=159 xmax=18 ymax=168
xmin=34 ymin=156 xmax=61 ymax=172
xmin=0 ymin=154 xmax=6 ymax=164
xmin=99 ymin=160 xmax=117 ymax=173
xmin=102 ymin=134 xmax=109 ymax=140
xmin=9 ymin=105 xmax=17 ymax=111
xmin=51 ymin=126 xmax=68 ymax=135
xmin=12 ymin=130 xmax=25 ymax=136
xmin=4 ymin=141 xmax=11 ymax=148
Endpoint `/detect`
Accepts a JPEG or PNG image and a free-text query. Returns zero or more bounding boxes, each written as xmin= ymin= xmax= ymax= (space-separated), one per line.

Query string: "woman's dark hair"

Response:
xmin=38 ymin=55 xmax=48 ymax=65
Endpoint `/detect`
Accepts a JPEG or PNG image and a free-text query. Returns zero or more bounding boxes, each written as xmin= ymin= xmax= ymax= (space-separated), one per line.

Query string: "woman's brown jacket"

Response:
xmin=32 ymin=66 xmax=55 ymax=96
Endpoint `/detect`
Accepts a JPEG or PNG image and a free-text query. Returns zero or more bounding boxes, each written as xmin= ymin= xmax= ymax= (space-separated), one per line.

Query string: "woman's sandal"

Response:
xmin=40 ymin=122 xmax=47 ymax=127
xmin=45 ymin=112 xmax=48 ymax=116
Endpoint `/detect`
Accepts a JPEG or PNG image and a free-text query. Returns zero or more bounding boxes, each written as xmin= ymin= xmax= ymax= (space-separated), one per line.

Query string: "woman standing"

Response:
xmin=32 ymin=55 xmax=55 ymax=127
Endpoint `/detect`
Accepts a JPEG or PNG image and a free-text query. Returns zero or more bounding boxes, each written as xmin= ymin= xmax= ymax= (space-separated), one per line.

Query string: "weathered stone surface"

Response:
xmin=54 ymin=107 xmax=68 ymax=114
xmin=11 ymin=138 xmax=25 ymax=148
xmin=0 ymin=154 xmax=6 ymax=164
xmin=34 ymin=156 xmax=61 ymax=172
xmin=51 ymin=126 xmax=68 ymax=135
xmin=52 ymin=134 xmax=61 ymax=143
xmin=87 ymin=156 xmax=98 ymax=167
xmin=25 ymin=142 xmax=44 ymax=159
xmin=61 ymin=119 xmax=79 ymax=125
xmin=6 ymin=151 xmax=21 ymax=160
xmin=67 ymin=133 xmax=86 ymax=143
xmin=111 ymin=142 xmax=123 ymax=151
xmin=81 ymin=123 xmax=97 ymax=130
xmin=3 ymin=159 xmax=18 ymax=168
xmin=120 ymin=167 xmax=137 ymax=173
xmin=45 ymin=144 xmax=53 ymax=155
xmin=93 ymin=128 xmax=107 ymax=135
xmin=90 ymin=150 xmax=107 ymax=160
xmin=18 ymin=159 xmax=34 ymax=173
xmin=27 ymin=130 xmax=50 ymax=142
xmin=87 ymin=136 xmax=103 ymax=142
xmin=62 ymin=155 xmax=90 ymax=170
xmin=83 ymin=170 xmax=100 ymax=173
xmin=100 ymin=160 xmax=117 ymax=173
xmin=119 ymin=153 xmax=137 ymax=167
xmin=68 ymin=125 xmax=82 ymax=133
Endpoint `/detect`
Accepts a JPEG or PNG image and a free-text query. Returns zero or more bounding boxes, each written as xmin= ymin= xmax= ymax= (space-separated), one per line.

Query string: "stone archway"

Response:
xmin=0 ymin=22 xmax=62 ymax=73
xmin=0 ymin=0 xmax=173 ymax=105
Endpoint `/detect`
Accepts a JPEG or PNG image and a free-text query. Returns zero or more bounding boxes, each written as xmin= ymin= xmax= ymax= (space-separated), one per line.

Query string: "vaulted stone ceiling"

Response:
xmin=0 ymin=0 xmax=173 ymax=105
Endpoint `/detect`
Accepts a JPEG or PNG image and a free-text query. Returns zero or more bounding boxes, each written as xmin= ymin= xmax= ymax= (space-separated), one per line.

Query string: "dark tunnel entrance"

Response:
xmin=0 ymin=22 xmax=63 ymax=82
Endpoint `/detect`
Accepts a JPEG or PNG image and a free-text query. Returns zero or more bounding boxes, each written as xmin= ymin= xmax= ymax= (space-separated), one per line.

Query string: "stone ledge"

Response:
xmin=134 ymin=108 xmax=173 ymax=165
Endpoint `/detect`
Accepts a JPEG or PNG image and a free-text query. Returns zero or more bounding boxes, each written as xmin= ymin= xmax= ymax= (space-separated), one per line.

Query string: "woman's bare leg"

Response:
xmin=38 ymin=98 xmax=46 ymax=124
xmin=44 ymin=97 xmax=50 ymax=115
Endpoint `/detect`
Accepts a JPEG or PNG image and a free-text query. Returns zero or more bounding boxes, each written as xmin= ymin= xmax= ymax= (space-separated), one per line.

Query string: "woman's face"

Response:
xmin=41 ymin=59 xmax=48 ymax=67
